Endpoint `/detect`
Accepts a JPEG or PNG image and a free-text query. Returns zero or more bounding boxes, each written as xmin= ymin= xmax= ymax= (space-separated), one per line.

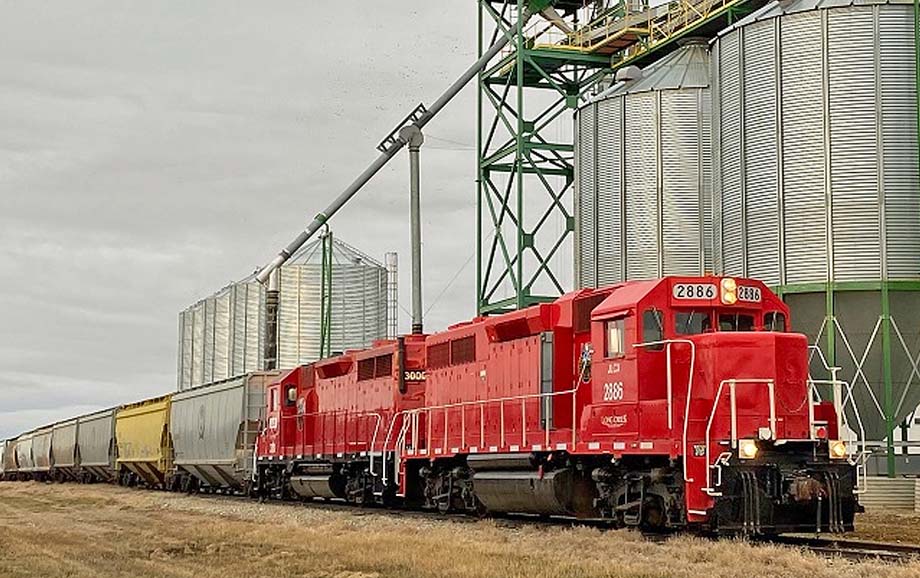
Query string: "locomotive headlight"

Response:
xmin=721 ymin=278 xmax=738 ymax=305
xmin=829 ymin=440 xmax=848 ymax=460
xmin=739 ymin=439 xmax=758 ymax=460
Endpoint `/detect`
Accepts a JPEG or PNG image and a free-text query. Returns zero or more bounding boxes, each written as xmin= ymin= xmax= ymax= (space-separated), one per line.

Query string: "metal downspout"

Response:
xmin=401 ymin=125 xmax=425 ymax=334
xmin=263 ymin=270 xmax=280 ymax=371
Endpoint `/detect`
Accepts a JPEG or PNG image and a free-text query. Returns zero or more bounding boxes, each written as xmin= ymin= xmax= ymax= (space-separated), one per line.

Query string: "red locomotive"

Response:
xmin=256 ymin=276 xmax=860 ymax=534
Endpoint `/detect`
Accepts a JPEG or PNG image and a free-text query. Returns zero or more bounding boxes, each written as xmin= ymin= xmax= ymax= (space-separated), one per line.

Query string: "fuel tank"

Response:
xmin=468 ymin=454 xmax=596 ymax=516
xmin=289 ymin=465 xmax=346 ymax=500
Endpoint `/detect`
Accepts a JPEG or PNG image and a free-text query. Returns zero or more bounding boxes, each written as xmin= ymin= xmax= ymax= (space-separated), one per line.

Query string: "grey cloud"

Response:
xmin=0 ymin=1 xmax=486 ymax=439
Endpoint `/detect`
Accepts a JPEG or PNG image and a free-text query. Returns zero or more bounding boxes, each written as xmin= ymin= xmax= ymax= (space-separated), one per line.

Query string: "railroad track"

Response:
xmin=766 ymin=536 xmax=920 ymax=563
xmin=112 ymin=486 xmax=920 ymax=563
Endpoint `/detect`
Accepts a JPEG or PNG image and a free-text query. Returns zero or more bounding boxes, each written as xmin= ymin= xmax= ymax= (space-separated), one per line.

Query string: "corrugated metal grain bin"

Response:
xmin=277 ymin=237 xmax=388 ymax=368
xmin=575 ymin=40 xmax=712 ymax=288
xmin=77 ymin=409 xmax=117 ymax=482
xmin=178 ymin=280 xmax=265 ymax=391
xmin=51 ymin=419 xmax=79 ymax=479
xmin=711 ymin=0 xmax=920 ymax=441
xmin=115 ymin=396 xmax=173 ymax=487
xmin=176 ymin=237 xmax=389 ymax=392
xmin=171 ymin=372 xmax=279 ymax=490
xmin=16 ymin=433 xmax=34 ymax=472
xmin=32 ymin=427 xmax=53 ymax=474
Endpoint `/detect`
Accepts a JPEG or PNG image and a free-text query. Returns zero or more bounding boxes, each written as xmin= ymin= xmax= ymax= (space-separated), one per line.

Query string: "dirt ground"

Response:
xmin=844 ymin=511 xmax=920 ymax=545
xmin=0 ymin=483 xmax=919 ymax=578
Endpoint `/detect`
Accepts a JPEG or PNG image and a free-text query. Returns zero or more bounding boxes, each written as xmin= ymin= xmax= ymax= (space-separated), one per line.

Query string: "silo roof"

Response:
xmin=716 ymin=0 xmax=915 ymax=37
xmin=287 ymin=235 xmax=385 ymax=268
xmin=589 ymin=40 xmax=710 ymax=103
xmin=181 ymin=235 xmax=384 ymax=312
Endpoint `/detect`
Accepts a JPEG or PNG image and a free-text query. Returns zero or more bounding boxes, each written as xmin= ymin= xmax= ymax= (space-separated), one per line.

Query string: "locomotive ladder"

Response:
xmin=244 ymin=382 xmax=265 ymax=452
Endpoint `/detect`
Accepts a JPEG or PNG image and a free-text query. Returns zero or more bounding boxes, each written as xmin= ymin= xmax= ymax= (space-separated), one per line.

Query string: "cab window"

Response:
xmin=605 ymin=318 xmax=626 ymax=358
xmin=719 ymin=313 xmax=755 ymax=331
xmin=764 ymin=311 xmax=786 ymax=332
xmin=675 ymin=311 xmax=711 ymax=335
xmin=270 ymin=388 xmax=279 ymax=411
xmin=285 ymin=385 xmax=297 ymax=406
xmin=642 ymin=309 xmax=664 ymax=350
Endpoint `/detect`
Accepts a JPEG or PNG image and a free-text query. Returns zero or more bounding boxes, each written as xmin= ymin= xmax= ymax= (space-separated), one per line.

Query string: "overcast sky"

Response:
xmin=0 ymin=1 xmax=519 ymax=438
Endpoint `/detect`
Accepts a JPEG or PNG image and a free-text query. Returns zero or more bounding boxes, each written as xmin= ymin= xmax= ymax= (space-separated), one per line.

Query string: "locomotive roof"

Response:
xmin=589 ymin=279 xmax=661 ymax=319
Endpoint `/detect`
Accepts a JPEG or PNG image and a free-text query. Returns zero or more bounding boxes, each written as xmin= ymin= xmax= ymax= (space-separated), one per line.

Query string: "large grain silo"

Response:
xmin=575 ymin=40 xmax=713 ymax=288
xmin=276 ymin=237 xmax=389 ymax=368
xmin=711 ymin=0 xmax=920 ymax=452
xmin=177 ymin=236 xmax=390 ymax=391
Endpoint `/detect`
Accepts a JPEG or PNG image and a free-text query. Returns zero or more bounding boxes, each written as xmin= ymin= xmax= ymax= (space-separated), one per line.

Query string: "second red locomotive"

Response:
xmin=255 ymin=276 xmax=861 ymax=534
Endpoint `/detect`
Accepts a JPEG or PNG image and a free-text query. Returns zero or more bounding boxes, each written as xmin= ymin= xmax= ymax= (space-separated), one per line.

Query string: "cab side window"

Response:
xmin=764 ymin=311 xmax=786 ymax=332
xmin=270 ymin=388 xmax=279 ymax=412
xmin=605 ymin=318 xmax=626 ymax=358
xmin=642 ymin=309 xmax=664 ymax=350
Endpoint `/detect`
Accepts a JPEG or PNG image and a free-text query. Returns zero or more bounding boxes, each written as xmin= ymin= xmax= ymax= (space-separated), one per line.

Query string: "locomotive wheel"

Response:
xmin=641 ymin=496 xmax=666 ymax=531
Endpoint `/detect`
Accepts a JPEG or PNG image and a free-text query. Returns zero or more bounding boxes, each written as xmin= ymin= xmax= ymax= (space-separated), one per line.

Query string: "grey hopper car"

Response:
xmin=16 ymin=433 xmax=34 ymax=473
xmin=51 ymin=419 xmax=79 ymax=481
xmin=76 ymin=409 xmax=117 ymax=482
xmin=171 ymin=372 xmax=279 ymax=491
xmin=31 ymin=427 xmax=53 ymax=476
xmin=0 ymin=439 xmax=12 ymax=480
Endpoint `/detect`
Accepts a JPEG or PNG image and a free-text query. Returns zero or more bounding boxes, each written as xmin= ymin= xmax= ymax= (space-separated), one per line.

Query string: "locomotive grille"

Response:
xmin=374 ymin=354 xmax=393 ymax=378
xmin=450 ymin=336 xmax=476 ymax=365
xmin=358 ymin=358 xmax=375 ymax=381
xmin=574 ymin=293 xmax=608 ymax=333
xmin=428 ymin=342 xmax=450 ymax=369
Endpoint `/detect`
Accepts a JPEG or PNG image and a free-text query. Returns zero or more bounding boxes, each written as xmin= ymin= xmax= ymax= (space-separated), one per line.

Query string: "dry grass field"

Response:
xmin=0 ymin=482 xmax=919 ymax=578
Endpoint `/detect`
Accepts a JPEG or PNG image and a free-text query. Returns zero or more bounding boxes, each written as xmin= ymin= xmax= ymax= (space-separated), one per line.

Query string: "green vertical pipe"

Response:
xmin=825 ymin=285 xmax=835 ymax=383
xmin=327 ymin=233 xmax=333 ymax=356
xmin=882 ymin=284 xmax=895 ymax=477
xmin=320 ymin=235 xmax=326 ymax=358
xmin=320 ymin=231 xmax=334 ymax=359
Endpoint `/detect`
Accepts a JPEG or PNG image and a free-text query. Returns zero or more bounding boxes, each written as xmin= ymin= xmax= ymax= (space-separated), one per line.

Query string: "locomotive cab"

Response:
xmin=586 ymin=276 xmax=859 ymax=534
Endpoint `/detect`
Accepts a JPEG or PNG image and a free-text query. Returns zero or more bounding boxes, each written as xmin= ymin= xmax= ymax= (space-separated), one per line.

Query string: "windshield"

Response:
xmin=719 ymin=313 xmax=755 ymax=331
xmin=675 ymin=311 xmax=711 ymax=335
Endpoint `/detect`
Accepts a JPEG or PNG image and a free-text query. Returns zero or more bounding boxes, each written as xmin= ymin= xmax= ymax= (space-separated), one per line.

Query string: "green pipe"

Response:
xmin=882 ymin=284 xmax=895 ymax=477
xmin=825 ymin=285 xmax=835 ymax=385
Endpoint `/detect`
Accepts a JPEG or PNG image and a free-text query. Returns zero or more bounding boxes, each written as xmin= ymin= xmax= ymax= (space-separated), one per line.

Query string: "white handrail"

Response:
xmin=807 ymin=344 xmax=868 ymax=494
xmin=277 ymin=410 xmax=383 ymax=475
xmin=702 ymin=378 xmax=775 ymax=496
xmin=378 ymin=345 xmax=594 ymax=488
xmin=634 ymin=339 xmax=696 ymax=483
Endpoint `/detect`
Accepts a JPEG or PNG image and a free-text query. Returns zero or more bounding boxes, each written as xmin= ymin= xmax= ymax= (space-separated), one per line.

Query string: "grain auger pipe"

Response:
xmin=253 ymin=2 xmax=547 ymax=286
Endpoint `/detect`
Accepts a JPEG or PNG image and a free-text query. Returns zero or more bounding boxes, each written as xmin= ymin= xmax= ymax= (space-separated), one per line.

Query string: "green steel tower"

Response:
xmin=476 ymin=0 xmax=768 ymax=315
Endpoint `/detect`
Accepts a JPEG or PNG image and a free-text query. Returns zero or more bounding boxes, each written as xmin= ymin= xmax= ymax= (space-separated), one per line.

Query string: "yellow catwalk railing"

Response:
xmin=528 ymin=0 xmax=748 ymax=61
